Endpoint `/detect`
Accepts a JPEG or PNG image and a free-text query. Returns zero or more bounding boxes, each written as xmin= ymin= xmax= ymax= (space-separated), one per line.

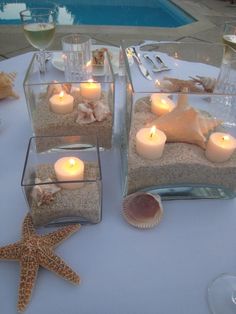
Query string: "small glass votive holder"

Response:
xmin=23 ymin=49 xmax=115 ymax=150
xmin=21 ymin=135 xmax=102 ymax=227
xmin=61 ymin=33 xmax=92 ymax=81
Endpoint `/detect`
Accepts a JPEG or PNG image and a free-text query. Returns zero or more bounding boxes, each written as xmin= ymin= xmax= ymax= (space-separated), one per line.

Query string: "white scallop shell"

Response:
xmin=122 ymin=192 xmax=163 ymax=229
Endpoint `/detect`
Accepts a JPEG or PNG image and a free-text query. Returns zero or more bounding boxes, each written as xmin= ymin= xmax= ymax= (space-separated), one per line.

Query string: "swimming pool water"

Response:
xmin=0 ymin=0 xmax=195 ymax=27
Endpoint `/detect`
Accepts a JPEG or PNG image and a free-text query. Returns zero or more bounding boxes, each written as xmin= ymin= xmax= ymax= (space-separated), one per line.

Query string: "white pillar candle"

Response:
xmin=54 ymin=157 xmax=84 ymax=189
xmin=136 ymin=126 xmax=167 ymax=160
xmin=80 ymin=79 xmax=102 ymax=101
xmin=49 ymin=91 xmax=74 ymax=114
xmin=205 ymin=132 xmax=236 ymax=163
xmin=150 ymin=94 xmax=175 ymax=116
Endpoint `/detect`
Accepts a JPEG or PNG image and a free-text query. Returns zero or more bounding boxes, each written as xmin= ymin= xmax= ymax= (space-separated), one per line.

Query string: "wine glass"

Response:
xmin=20 ymin=6 xmax=57 ymax=72
xmin=208 ymin=273 xmax=236 ymax=314
xmin=222 ymin=21 xmax=236 ymax=51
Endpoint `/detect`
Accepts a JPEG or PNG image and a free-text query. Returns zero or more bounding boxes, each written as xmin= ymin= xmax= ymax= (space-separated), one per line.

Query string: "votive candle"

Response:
xmin=136 ymin=126 xmax=167 ymax=160
xmin=49 ymin=91 xmax=74 ymax=114
xmin=205 ymin=132 xmax=236 ymax=162
xmin=80 ymin=79 xmax=101 ymax=101
xmin=150 ymin=93 xmax=175 ymax=116
xmin=54 ymin=157 xmax=84 ymax=189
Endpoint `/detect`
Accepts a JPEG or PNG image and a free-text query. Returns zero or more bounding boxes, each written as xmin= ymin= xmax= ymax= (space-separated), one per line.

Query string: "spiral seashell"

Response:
xmin=147 ymin=98 xmax=222 ymax=149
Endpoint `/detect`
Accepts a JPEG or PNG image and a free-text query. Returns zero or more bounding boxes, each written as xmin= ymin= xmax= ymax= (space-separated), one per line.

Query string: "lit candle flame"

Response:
xmin=155 ymin=79 xmax=161 ymax=87
xmin=59 ymin=91 xmax=64 ymax=100
xmin=69 ymin=158 xmax=76 ymax=167
xmin=86 ymin=60 xmax=92 ymax=67
xmin=150 ymin=126 xmax=157 ymax=138
xmin=222 ymin=135 xmax=230 ymax=141
xmin=161 ymin=98 xmax=167 ymax=105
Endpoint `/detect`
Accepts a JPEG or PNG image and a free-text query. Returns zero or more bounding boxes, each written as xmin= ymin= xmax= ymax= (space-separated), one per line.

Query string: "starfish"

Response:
xmin=0 ymin=213 xmax=81 ymax=312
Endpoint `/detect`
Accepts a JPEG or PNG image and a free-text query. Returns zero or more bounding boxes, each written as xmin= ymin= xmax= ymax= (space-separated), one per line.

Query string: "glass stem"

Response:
xmin=38 ymin=49 xmax=46 ymax=73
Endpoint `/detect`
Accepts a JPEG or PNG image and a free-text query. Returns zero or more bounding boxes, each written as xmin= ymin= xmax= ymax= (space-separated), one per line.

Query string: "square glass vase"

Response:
xmin=23 ymin=49 xmax=115 ymax=150
xmin=121 ymin=40 xmax=236 ymax=200
xmin=21 ymin=135 xmax=102 ymax=227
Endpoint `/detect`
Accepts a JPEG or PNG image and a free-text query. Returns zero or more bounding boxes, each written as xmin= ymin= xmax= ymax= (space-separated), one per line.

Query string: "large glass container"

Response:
xmin=121 ymin=41 xmax=236 ymax=200
xmin=23 ymin=45 xmax=115 ymax=150
xmin=21 ymin=135 xmax=102 ymax=227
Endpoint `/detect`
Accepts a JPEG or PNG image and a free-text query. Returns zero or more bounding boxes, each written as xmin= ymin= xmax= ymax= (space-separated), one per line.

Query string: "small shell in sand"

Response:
xmin=76 ymin=102 xmax=96 ymax=124
xmin=123 ymin=192 xmax=163 ymax=229
xmin=31 ymin=178 xmax=61 ymax=207
xmin=93 ymin=100 xmax=110 ymax=122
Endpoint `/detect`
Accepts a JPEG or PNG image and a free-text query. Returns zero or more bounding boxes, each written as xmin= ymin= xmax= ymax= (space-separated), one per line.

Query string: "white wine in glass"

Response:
xmin=222 ymin=22 xmax=236 ymax=50
xmin=23 ymin=22 xmax=55 ymax=50
xmin=20 ymin=7 xmax=56 ymax=72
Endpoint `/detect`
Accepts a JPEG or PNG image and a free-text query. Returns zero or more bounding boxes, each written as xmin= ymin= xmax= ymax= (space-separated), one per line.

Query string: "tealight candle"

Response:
xmin=205 ymin=132 xmax=236 ymax=163
xmin=136 ymin=126 xmax=167 ymax=160
xmin=54 ymin=157 xmax=84 ymax=189
xmin=150 ymin=94 xmax=175 ymax=116
xmin=49 ymin=91 xmax=74 ymax=114
xmin=80 ymin=79 xmax=101 ymax=101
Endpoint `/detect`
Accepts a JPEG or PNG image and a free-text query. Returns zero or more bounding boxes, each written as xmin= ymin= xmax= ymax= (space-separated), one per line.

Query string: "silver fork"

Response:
xmin=154 ymin=54 xmax=170 ymax=71
xmin=143 ymin=54 xmax=161 ymax=73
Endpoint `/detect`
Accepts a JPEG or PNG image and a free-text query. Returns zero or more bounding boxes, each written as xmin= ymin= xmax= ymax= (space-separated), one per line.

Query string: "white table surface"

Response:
xmin=0 ymin=53 xmax=236 ymax=314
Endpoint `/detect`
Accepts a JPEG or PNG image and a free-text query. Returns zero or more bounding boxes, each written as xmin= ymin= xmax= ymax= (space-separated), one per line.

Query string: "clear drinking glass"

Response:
xmin=208 ymin=273 xmax=236 ymax=314
xmin=222 ymin=21 xmax=236 ymax=50
xmin=20 ymin=6 xmax=57 ymax=72
xmin=61 ymin=34 xmax=92 ymax=81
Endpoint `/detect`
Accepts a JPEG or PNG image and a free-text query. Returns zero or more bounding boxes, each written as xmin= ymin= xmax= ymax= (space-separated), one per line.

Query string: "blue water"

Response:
xmin=0 ymin=0 xmax=195 ymax=27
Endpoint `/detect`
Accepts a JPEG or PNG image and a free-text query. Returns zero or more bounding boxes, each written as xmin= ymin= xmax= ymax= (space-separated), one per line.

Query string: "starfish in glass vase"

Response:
xmin=0 ymin=213 xmax=81 ymax=312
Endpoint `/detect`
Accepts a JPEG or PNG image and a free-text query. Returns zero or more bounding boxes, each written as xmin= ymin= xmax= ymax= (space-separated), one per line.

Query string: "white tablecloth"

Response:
xmin=0 ymin=53 xmax=236 ymax=314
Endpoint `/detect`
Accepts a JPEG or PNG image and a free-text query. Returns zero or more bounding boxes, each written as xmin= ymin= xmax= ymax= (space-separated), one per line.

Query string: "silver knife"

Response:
xmin=130 ymin=47 xmax=152 ymax=80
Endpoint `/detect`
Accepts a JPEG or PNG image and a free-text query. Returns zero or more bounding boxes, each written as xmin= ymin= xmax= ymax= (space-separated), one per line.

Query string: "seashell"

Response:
xmin=31 ymin=185 xmax=44 ymax=207
xmin=198 ymin=116 xmax=222 ymax=135
xmin=0 ymin=71 xmax=19 ymax=99
xmin=122 ymin=192 xmax=163 ymax=229
xmin=76 ymin=102 xmax=96 ymax=124
xmin=155 ymin=79 xmax=175 ymax=92
xmin=41 ymin=177 xmax=61 ymax=194
xmin=93 ymin=100 xmax=110 ymax=122
xmin=148 ymin=100 xmax=222 ymax=149
xmin=31 ymin=186 xmax=54 ymax=206
xmin=157 ymin=77 xmax=202 ymax=93
xmin=190 ymin=76 xmax=216 ymax=93
xmin=47 ymin=81 xmax=72 ymax=99
xmin=31 ymin=177 xmax=61 ymax=207
xmin=176 ymin=87 xmax=189 ymax=107
xmin=61 ymin=83 xmax=72 ymax=94
xmin=39 ymin=191 xmax=54 ymax=206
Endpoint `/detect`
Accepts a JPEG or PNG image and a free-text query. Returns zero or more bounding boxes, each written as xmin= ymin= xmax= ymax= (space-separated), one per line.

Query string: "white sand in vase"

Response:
xmin=32 ymin=91 xmax=112 ymax=150
xmin=127 ymin=97 xmax=236 ymax=195
xmin=28 ymin=163 xmax=101 ymax=227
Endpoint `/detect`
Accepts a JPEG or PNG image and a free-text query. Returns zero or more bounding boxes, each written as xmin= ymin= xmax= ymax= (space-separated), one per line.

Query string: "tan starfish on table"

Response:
xmin=0 ymin=213 xmax=81 ymax=312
